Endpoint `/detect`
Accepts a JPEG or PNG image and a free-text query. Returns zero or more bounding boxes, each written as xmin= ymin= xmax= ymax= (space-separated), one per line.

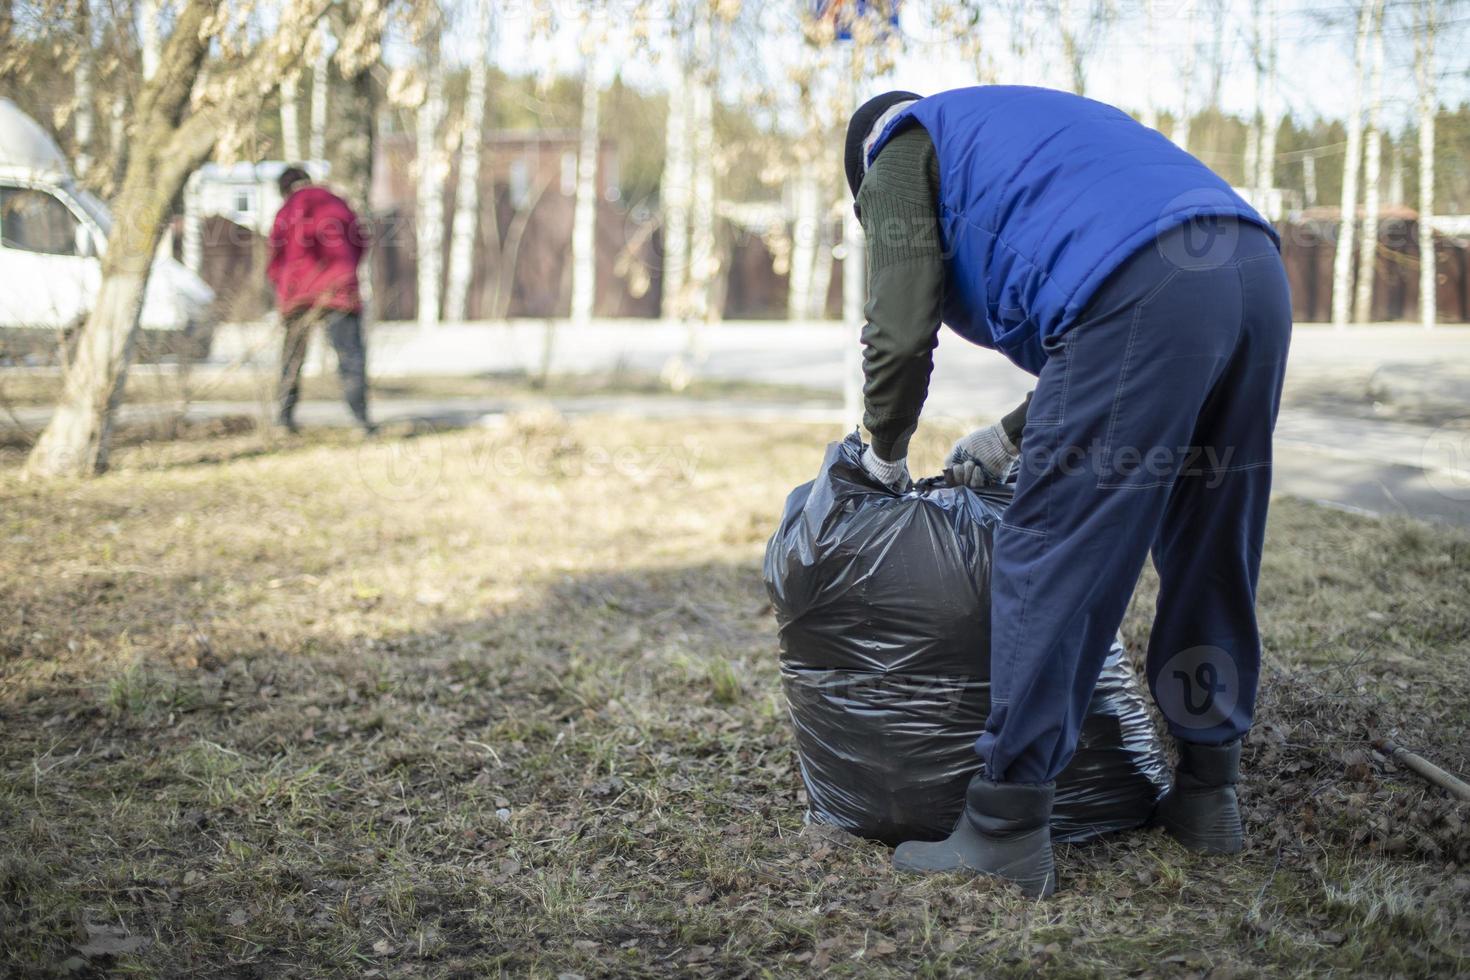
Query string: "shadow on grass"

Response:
xmin=4 ymin=552 xmax=1470 ymax=976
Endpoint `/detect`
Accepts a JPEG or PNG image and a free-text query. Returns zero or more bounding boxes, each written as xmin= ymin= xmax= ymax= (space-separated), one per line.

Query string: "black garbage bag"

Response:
xmin=764 ymin=433 xmax=1169 ymax=846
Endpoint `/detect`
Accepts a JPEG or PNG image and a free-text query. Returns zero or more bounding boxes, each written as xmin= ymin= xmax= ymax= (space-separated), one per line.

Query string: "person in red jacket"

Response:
xmin=266 ymin=166 xmax=373 ymax=434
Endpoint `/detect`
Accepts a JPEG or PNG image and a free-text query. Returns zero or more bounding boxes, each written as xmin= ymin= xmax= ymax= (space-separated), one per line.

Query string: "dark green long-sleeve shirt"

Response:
xmin=857 ymin=125 xmax=1030 ymax=461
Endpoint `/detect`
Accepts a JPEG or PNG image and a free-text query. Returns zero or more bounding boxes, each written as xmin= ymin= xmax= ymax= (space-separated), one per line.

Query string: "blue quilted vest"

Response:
xmin=868 ymin=86 xmax=1278 ymax=375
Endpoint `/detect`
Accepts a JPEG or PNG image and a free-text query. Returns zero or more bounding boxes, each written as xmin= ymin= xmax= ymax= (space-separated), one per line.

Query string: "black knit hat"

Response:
xmin=844 ymin=91 xmax=922 ymax=199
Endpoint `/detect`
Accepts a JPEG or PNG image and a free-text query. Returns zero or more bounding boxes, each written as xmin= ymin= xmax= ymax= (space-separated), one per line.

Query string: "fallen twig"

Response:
xmin=1373 ymin=738 xmax=1470 ymax=802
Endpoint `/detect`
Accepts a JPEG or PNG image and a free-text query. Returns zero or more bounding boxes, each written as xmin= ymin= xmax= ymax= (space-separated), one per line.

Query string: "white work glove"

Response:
xmin=860 ymin=445 xmax=911 ymax=493
xmin=944 ymin=423 xmax=1019 ymax=489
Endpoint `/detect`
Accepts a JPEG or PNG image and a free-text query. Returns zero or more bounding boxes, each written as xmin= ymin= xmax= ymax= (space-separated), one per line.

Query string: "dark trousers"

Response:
xmin=278 ymin=309 xmax=369 ymax=427
xmin=976 ymin=218 xmax=1293 ymax=783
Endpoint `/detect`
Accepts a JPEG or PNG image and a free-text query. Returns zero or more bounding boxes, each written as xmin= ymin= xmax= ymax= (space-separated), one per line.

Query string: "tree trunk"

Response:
xmin=415 ymin=38 xmax=445 ymax=329
xmin=1416 ymin=0 xmax=1437 ymax=328
xmin=330 ymin=1 xmax=378 ymax=324
xmin=491 ymin=177 xmax=550 ymax=320
xmin=280 ymin=73 xmax=302 ymax=161
xmin=182 ymin=170 xmax=203 ymax=272
xmin=1173 ymin=0 xmax=1197 ymax=152
xmin=26 ymin=0 xmax=330 ymax=478
xmin=1246 ymin=0 xmax=1263 ymax=190
xmin=74 ymin=0 xmax=95 ymax=177
xmin=139 ymin=0 xmax=161 ymax=81
xmin=444 ymin=0 xmax=490 ymax=323
xmin=1353 ymin=0 xmax=1385 ymax=324
xmin=811 ymin=199 xmax=835 ymax=320
xmin=1141 ymin=0 xmax=1157 ymax=129
xmin=308 ymin=23 xmax=329 ymax=162
xmin=1255 ymin=0 xmax=1278 ymax=204
xmin=1331 ymin=0 xmax=1374 ymax=329
xmin=109 ymin=92 xmax=127 ymax=187
xmin=26 ymin=0 xmax=219 ymax=478
xmin=661 ymin=44 xmax=691 ymax=323
xmin=686 ymin=4 xmax=716 ymax=328
xmin=787 ymin=174 xmax=818 ymax=320
xmin=1207 ymin=0 xmax=1226 ymax=108
xmin=329 ymin=0 xmax=378 ymax=214
xmin=569 ymin=22 xmax=601 ymax=328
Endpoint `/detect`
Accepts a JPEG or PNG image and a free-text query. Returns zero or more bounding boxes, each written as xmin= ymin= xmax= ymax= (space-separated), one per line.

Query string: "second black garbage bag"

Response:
xmin=764 ymin=433 xmax=1169 ymax=846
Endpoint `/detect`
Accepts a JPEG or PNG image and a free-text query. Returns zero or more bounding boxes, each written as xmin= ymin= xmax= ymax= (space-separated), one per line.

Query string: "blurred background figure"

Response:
xmin=267 ymin=165 xmax=373 ymax=435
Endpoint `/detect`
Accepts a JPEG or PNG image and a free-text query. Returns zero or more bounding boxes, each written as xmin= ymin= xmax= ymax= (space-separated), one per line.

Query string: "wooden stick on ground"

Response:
xmin=1373 ymin=738 xmax=1470 ymax=802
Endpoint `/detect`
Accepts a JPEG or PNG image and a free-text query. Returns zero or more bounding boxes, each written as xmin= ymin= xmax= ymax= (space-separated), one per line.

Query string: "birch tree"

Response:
xmin=1353 ymin=0 xmax=1385 ymax=324
xmin=1051 ymin=0 xmax=1114 ymax=96
xmin=1331 ymin=0 xmax=1376 ymax=328
xmin=786 ymin=124 xmax=820 ymax=320
xmin=72 ymin=0 xmax=94 ymax=176
xmin=1255 ymin=0 xmax=1279 ymax=202
xmin=444 ymin=0 xmax=490 ymax=323
xmin=329 ymin=0 xmax=382 ymax=212
xmin=1172 ymin=0 xmax=1198 ymax=152
xmin=138 ymin=0 xmax=161 ymax=81
xmin=684 ymin=2 xmax=715 ymax=327
xmin=1140 ymin=0 xmax=1157 ymax=129
xmin=1245 ymin=0 xmax=1263 ymax=187
xmin=414 ymin=27 xmax=446 ymax=328
xmin=308 ymin=22 xmax=328 ymax=161
xmin=26 ymin=0 xmax=335 ymax=478
xmin=280 ymin=71 xmax=302 ymax=159
xmin=1416 ymin=0 xmax=1437 ymax=327
xmin=660 ymin=37 xmax=691 ymax=322
xmin=569 ymin=8 xmax=604 ymax=327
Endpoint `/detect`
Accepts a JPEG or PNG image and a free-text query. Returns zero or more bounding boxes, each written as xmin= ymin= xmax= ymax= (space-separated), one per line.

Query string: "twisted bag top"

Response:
xmin=763 ymin=433 xmax=1010 ymax=678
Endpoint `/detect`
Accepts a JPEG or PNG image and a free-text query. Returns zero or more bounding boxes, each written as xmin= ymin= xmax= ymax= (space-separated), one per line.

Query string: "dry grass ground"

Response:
xmin=1 ymin=416 xmax=1468 ymax=977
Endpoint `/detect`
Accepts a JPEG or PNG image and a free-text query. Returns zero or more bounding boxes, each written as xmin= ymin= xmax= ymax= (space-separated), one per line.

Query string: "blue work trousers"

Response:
xmin=976 ymin=218 xmax=1292 ymax=783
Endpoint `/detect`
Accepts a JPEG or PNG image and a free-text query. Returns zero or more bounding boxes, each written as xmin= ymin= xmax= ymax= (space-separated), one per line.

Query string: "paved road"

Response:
xmin=12 ymin=320 xmax=1470 ymax=524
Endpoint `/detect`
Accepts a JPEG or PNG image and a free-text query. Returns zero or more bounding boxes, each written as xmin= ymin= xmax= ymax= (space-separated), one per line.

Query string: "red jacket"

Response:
xmin=267 ymin=186 xmax=367 ymax=315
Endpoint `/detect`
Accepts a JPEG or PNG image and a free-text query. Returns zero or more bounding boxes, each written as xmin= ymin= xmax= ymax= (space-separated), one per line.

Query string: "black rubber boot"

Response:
xmin=892 ymin=775 xmax=1057 ymax=898
xmin=1152 ymin=739 xmax=1244 ymax=854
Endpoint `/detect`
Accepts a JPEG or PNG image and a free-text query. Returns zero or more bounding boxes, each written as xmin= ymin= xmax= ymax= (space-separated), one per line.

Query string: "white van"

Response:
xmin=0 ymin=98 xmax=215 ymax=363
